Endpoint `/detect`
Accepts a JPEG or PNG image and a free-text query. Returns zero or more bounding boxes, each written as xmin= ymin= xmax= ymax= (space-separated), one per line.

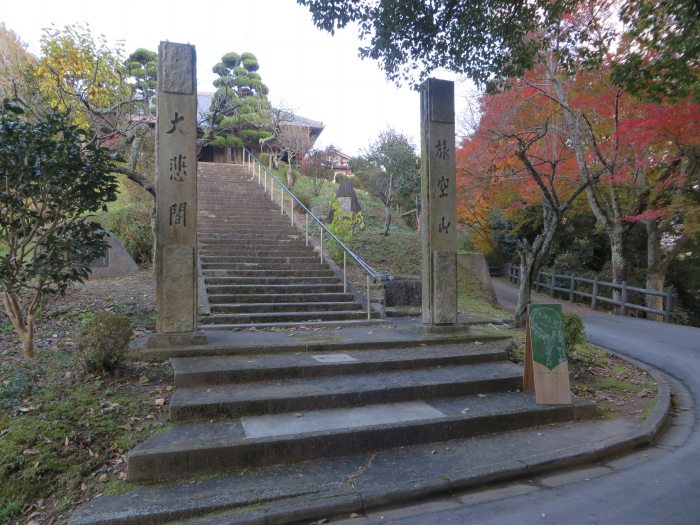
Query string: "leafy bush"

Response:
xmin=75 ymin=313 xmax=133 ymax=375
xmin=327 ymin=198 xmax=365 ymax=260
xmin=294 ymin=188 xmax=313 ymax=211
xmin=98 ymin=201 xmax=153 ymax=265
xmin=563 ymin=312 xmax=585 ymax=351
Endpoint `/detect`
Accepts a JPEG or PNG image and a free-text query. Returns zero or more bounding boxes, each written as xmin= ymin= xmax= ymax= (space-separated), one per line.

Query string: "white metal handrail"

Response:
xmin=242 ymin=148 xmax=389 ymax=319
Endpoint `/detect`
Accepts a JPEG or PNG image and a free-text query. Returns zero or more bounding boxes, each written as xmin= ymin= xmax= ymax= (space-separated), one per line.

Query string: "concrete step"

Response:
xmin=197 ymin=233 xmax=304 ymax=242
xmin=203 ymin=276 xmax=340 ymax=286
xmin=199 ymin=237 xmax=305 ymax=245
xmin=210 ymin=301 xmax=362 ymax=314
xmin=199 ymin=250 xmax=320 ymax=260
xmin=204 ymin=283 xmax=345 ymax=295
xmin=200 ymin=255 xmax=321 ymax=264
xmin=202 ymin=269 xmax=333 ymax=278
xmin=198 ymin=318 xmax=381 ymax=332
xmin=207 ymin=292 xmax=355 ymax=304
xmin=127 ymin=390 xmax=595 ymax=481
xmin=199 ymin=309 xmax=371 ymax=324
xmin=168 ymin=361 xmax=522 ymax=421
xmin=171 ymin=341 xmax=508 ymax=387
xmin=199 ymin=242 xmax=312 ymax=251
xmin=201 ymin=263 xmax=327 ymax=272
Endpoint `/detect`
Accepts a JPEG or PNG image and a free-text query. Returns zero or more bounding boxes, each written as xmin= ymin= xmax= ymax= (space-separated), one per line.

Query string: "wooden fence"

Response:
xmin=506 ymin=264 xmax=676 ymax=323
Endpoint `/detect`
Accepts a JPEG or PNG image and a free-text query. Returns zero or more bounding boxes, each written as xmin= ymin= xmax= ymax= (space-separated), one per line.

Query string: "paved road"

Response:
xmin=342 ymin=280 xmax=700 ymax=525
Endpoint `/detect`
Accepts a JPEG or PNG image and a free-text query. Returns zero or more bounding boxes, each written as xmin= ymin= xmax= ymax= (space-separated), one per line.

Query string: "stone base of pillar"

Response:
xmin=417 ymin=323 xmax=471 ymax=335
xmin=145 ymin=332 xmax=209 ymax=349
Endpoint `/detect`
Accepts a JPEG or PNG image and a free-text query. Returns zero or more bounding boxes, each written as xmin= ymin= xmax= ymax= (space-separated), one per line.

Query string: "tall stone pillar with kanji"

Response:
xmin=420 ymin=78 xmax=457 ymax=325
xmin=155 ymin=42 xmax=198 ymax=333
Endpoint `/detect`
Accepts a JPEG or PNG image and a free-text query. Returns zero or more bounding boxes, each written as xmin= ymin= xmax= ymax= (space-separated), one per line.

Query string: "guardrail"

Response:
xmin=242 ymin=148 xmax=389 ymax=319
xmin=506 ymin=264 xmax=676 ymax=323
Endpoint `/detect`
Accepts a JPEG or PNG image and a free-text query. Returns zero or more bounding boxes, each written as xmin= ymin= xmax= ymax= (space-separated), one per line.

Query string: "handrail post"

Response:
xmin=290 ymin=196 xmax=294 ymax=226
xmin=343 ymin=252 xmax=347 ymax=293
xmin=305 ymin=213 xmax=309 ymax=246
xmin=569 ymin=274 xmax=575 ymax=302
xmin=664 ymin=286 xmax=674 ymax=323
xmin=258 ymin=163 xmax=261 ymax=183
xmin=320 ymin=230 xmax=324 ymax=261
xmin=366 ymin=275 xmax=371 ymax=319
xmin=280 ymin=187 xmax=283 ymax=214
xmin=591 ymin=277 xmax=599 ymax=310
xmin=620 ymin=281 xmax=628 ymax=316
xmin=264 ymin=171 xmax=267 ymax=193
xmin=549 ymin=270 xmax=556 ymax=297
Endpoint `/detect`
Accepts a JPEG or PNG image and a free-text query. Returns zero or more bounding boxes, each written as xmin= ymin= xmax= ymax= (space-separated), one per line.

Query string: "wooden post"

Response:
xmin=549 ymin=270 xmax=556 ymax=297
xmin=664 ymin=286 xmax=674 ymax=323
xmin=620 ymin=281 xmax=628 ymax=316
xmin=591 ymin=277 xmax=599 ymax=310
xmin=569 ymin=275 xmax=576 ymax=302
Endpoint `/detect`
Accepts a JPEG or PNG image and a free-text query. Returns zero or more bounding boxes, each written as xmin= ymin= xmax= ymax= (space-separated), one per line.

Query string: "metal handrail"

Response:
xmin=241 ymin=148 xmax=389 ymax=318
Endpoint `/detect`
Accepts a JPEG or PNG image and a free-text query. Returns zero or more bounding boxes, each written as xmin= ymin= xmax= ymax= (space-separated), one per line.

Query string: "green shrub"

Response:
xmin=75 ymin=313 xmax=133 ymax=375
xmin=98 ymin=202 xmax=153 ymax=265
xmin=327 ymin=198 xmax=365 ymax=260
xmin=563 ymin=312 xmax=585 ymax=351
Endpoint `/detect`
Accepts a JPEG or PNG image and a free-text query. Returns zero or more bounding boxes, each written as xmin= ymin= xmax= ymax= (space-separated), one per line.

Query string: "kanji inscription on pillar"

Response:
xmin=155 ymin=41 xmax=198 ymax=333
xmin=420 ymin=78 xmax=457 ymax=325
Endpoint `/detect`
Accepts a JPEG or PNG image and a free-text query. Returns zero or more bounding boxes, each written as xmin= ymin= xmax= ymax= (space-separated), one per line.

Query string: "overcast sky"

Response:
xmin=2 ymin=0 xmax=476 ymax=156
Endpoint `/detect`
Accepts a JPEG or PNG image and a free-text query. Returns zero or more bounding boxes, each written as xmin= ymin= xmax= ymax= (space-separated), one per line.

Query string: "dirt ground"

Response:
xmin=0 ymin=270 xmax=156 ymax=360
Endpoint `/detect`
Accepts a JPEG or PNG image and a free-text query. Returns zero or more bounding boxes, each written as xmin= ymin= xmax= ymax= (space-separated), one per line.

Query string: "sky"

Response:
xmin=1 ymin=0 xmax=476 ymax=156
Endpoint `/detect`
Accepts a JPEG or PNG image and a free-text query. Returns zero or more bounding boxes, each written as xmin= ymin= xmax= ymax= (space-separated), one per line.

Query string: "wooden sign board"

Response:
xmin=523 ymin=304 xmax=572 ymax=404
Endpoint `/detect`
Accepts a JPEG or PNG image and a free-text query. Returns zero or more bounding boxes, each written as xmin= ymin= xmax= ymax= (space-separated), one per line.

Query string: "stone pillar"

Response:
xmin=420 ymin=78 xmax=457 ymax=325
xmin=155 ymin=42 xmax=198 ymax=334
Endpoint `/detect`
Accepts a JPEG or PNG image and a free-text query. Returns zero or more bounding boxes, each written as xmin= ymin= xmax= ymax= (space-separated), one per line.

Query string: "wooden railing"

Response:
xmin=506 ymin=264 xmax=676 ymax=323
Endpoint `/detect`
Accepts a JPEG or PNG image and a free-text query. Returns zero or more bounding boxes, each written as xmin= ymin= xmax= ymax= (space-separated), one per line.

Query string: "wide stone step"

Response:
xmin=202 ymin=268 xmax=333 ymax=278
xmin=204 ymin=276 xmax=339 ymax=286
xmin=210 ymin=301 xmax=362 ymax=314
xmin=204 ymin=283 xmax=345 ymax=295
xmin=197 ymin=216 xmax=291 ymax=223
xmin=207 ymin=292 xmax=355 ymax=304
xmin=201 ymin=262 xmax=328 ymax=272
xmin=200 ymin=255 xmax=320 ymax=264
xmin=197 ymin=228 xmax=299 ymax=237
xmin=199 ymin=309 xmax=369 ymax=324
xmin=197 ymin=233 xmax=304 ymax=242
xmin=199 ymin=237 xmax=305 ymax=245
xmin=199 ymin=248 xmax=315 ymax=257
xmin=171 ymin=342 xmax=507 ymax=387
xmin=169 ymin=362 xmax=522 ymax=421
xmin=127 ymin=391 xmax=594 ymax=481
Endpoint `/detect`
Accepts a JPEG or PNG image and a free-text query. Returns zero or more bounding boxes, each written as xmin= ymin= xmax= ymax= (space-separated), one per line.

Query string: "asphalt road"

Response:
xmin=341 ymin=280 xmax=700 ymax=525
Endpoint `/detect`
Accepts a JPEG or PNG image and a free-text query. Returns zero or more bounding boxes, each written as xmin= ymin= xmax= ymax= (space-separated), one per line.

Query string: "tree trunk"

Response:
xmin=513 ymin=253 xmax=536 ymax=328
xmin=286 ymin=165 xmax=294 ymax=188
xmin=645 ymin=220 xmax=666 ymax=321
xmin=609 ymin=223 xmax=627 ymax=311
xmin=2 ymin=291 xmax=35 ymax=359
xmin=382 ymin=206 xmax=392 ymax=236
xmin=513 ymin=208 xmax=559 ymax=327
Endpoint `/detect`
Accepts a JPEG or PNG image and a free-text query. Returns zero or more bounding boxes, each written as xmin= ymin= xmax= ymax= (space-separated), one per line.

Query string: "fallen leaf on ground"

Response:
xmin=23 ymin=449 xmax=41 ymax=456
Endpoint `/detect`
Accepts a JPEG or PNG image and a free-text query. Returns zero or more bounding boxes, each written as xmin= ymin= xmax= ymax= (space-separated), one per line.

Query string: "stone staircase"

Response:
xmin=197 ymin=162 xmax=369 ymax=329
xmin=127 ymin=332 xmax=595 ymax=482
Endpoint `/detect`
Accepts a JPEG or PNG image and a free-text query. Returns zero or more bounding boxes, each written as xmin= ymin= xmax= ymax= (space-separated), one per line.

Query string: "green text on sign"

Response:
xmin=528 ymin=304 xmax=567 ymax=370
